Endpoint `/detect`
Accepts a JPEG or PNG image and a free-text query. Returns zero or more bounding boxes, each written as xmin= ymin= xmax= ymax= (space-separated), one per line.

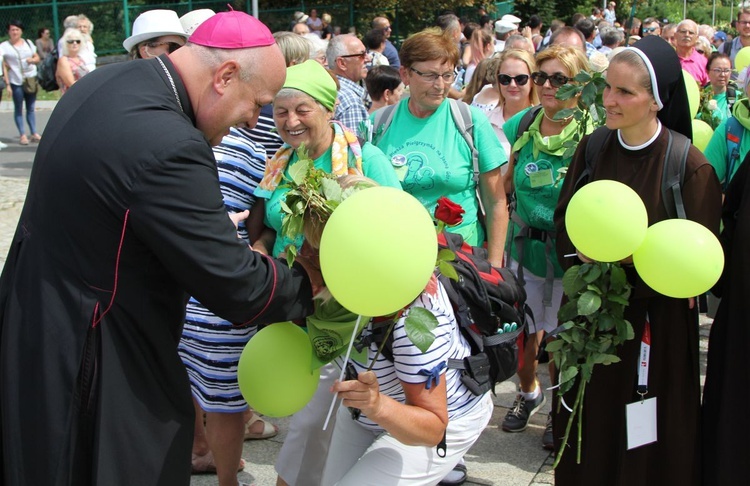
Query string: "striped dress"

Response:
xmin=177 ymin=128 xmax=266 ymax=412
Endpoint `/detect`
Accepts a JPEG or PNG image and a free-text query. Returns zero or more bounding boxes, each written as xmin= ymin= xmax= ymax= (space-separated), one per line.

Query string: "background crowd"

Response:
xmin=0 ymin=3 xmax=747 ymax=486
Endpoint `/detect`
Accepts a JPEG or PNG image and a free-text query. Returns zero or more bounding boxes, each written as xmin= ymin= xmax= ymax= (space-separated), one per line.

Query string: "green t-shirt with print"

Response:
xmin=263 ymin=142 xmax=401 ymax=257
xmin=504 ymin=107 xmax=590 ymax=278
xmin=371 ymin=98 xmax=508 ymax=246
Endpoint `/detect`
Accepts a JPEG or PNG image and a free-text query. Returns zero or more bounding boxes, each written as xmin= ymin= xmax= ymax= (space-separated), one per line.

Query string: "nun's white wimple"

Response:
xmin=624 ymin=46 xmax=663 ymax=110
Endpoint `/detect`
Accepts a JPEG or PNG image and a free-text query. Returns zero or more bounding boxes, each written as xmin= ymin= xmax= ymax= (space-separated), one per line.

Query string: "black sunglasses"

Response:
xmin=66 ymin=39 xmax=82 ymax=44
xmin=146 ymin=41 xmax=183 ymax=53
xmin=497 ymin=74 xmax=529 ymax=86
xmin=531 ymin=71 xmax=571 ymax=88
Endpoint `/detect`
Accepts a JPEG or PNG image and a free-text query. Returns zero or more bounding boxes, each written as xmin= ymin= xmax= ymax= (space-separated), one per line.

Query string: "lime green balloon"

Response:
xmin=683 ymin=70 xmax=700 ymax=119
xmin=735 ymin=46 xmax=750 ymax=73
xmin=691 ymin=119 xmax=713 ymax=152
xmin=565 ymin=180 xmax=648 ymax=262
xmin=320 ymin=187 xmax=437 ymax=316
xmin=237 ymin=322 xmax=320 ymax=417
xmin=633 ymin=219 xmax=724 ymax=298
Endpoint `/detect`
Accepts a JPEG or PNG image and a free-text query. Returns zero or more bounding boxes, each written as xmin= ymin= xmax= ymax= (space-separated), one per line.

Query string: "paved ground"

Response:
xmin=0 ymin=104 xmax=713 ymax=486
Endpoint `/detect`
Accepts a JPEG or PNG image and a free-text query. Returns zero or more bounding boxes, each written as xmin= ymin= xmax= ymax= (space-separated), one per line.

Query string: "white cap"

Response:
xmin=293 ymin=11 xmax=309 ymax=24
xmin=495 ymin=20 xmax=517 ymax=34
xmin=501 ymin=14 xmax=522 ymax=25
xmin=123 ymin=9 xmax=187 ymax=52
xmin=180 ymin=9 xmax=215 ymax=36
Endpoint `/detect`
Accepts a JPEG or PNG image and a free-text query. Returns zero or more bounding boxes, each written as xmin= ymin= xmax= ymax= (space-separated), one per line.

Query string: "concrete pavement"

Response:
xmin=0 ymin=104 xmax=712 ymax=486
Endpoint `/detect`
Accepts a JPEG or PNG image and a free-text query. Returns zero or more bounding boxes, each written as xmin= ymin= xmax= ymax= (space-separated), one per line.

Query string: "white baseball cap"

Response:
xmin=495 ymin=20 xmax=517 ymax=34
xmin=123 ymin=9 xmax=188 ymax=52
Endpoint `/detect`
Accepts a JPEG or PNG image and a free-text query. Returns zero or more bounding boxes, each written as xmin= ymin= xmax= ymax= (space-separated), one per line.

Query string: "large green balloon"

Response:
xmin=735 ymin=46 xmax=750 ymax=73
xmin=683 ymin=70 xmax=700 ymax=119
xmin=633 ymin=219 xmax=724 ymax=298
xmin=565 ymin=180 xmax=648 ymax=262
xmin=691 ymin=119 xmax=713 ymax=152
xmin=320 ymin=186 xmax=437 ymax=316
xmin=237 ymin=322 xmax=320 ymax=417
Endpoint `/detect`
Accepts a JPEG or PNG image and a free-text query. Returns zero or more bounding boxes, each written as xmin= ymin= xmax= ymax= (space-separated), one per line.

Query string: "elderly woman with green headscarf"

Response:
xmin=253 ymin=59 xmax=400 ymax=257
xmin=252 ymin=59 xmax=400 ymax=486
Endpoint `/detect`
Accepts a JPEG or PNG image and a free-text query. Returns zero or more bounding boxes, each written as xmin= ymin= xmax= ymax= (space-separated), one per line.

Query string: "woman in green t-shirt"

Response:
xmin=500 ymin=45 xmax=591 ymax=448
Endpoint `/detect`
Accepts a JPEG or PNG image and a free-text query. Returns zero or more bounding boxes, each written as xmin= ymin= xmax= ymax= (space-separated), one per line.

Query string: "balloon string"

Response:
xmin=323 ymin=314 xmax=363 ymax=431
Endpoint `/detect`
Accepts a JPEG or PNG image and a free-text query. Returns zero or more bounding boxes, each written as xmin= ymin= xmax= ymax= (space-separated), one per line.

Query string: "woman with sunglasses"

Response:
xmin=554 ymin=36 xmax=720 ymax=486
xmin=122 ymin=9 xmax=188 ymax=60
xmin=501 ymin=45 xmax=591 ymax=449
xmin=55 ymin=29 xmax=89 ymax=95
xmin=486 ymin=48 xmax=538 ymax=158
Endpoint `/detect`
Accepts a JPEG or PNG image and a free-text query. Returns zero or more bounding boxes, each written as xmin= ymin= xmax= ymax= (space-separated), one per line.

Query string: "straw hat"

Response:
xmin=123 ymin=9 xmax=187 ymax=52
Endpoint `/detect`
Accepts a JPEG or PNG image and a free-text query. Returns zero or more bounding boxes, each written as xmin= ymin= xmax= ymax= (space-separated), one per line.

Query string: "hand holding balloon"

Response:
xmin=332 ymin=370 xmax=383 ymax=419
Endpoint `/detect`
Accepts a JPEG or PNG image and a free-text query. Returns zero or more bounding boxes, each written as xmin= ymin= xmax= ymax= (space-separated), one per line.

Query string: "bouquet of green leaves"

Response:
xmin=546 ymin=262 xmax=634 ymax=466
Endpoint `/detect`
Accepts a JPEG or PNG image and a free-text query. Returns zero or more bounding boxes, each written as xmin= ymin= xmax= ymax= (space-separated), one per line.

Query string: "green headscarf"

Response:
xmin=282 ymin=59 xmax=338 ymax=111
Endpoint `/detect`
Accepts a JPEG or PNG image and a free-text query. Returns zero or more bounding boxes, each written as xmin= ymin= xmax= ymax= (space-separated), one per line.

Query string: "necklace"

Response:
xmin=156 ymin=57 xmax=183 ymax=113
xmin=543 ymin=109 xmax=573 ymax=125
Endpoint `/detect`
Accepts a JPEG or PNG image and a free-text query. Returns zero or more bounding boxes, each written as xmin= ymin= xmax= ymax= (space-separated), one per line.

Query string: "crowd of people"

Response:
xmin=0 ymin=4 xmax=748 ymax=486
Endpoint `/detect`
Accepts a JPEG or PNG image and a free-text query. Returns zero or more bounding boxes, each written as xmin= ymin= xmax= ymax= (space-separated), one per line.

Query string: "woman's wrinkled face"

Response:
xmin=602 ymin=60 xmax=658 ymax=132
xmin=402 ymin=59 xmax=455 ymax=114
xmin=273 ymin=93 xmax=332 ymax=153
xmin=707 ymin=57 xmax=731 ymax=90
xmin=498 ymin=58 xmax=532 ymax=108
xmin=537 ymin=59 xmax=576 ymax=115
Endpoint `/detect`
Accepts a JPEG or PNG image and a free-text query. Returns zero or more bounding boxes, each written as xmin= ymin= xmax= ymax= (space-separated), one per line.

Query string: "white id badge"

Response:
xmin=626 ymin=397 xmax=657 ymax=450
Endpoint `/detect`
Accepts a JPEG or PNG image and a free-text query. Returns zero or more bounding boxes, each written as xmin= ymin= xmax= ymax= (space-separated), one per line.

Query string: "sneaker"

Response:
xmin=0 ymin=141 xmax=7 ymax=149
xmin=501 ymin=392 xmax=546 ymax=432
xmin=542 ymin=414 xmax=554 ymax=450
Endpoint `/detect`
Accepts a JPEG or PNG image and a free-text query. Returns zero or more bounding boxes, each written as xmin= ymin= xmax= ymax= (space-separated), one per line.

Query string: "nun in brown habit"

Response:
xmin=552 ymin=35 xmax=721 ymax=485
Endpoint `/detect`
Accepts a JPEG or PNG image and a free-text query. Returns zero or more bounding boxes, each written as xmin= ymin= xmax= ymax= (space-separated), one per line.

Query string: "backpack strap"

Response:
xmin=447 ymin=99 xmax=478 ymax=182
xmin=661 ymin=129 xmax=691 ymax=219
xmin=371 ymin=103 xmax=398 ymax=143
xmin=724 ymin=116 xmax=743 ymax=191
xmin=512 ymin=105 xmax=544 ymax=161
xmin=726 ymin=86 xmax=737 ymax=113
xmin=574 ymin=126 xmax=613 ymax=192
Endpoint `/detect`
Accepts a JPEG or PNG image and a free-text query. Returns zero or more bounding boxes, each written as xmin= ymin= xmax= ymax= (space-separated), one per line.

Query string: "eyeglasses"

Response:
xmin=497 ymin=74 xmax=530 ymax=86
xmin=676 ymin=29 xmax=697 ymax=36
xmin=66 ymin=39 xmax=82 ymax=44
xmin=531 ymin=71 xmax=571 ymax=88
xmin=710 ymin=68 xmax=732 ymax=75
xmin=643 ymin=27 xmax=658 ymax=33
xmin=339 ymin=51 xmax=367 ymax=60
xmin=146 ymin=41 xmax=183 ymax=53
xmin=409 ymin=67 xmax=457 ymax=83
xmin=383 ymin=26 xmax=392 ymax=31
xmin=739 ymin=20 xmax=750 ymax=26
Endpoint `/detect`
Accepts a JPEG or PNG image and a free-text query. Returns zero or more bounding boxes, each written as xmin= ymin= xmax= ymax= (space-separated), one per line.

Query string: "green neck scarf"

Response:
xmin=732 ymin=98 xmax=750 ymax=131
xmin=512 ymin=109 xmax=581 ymax=159
xmin=306 ymin=298 xmax=368 ymax=369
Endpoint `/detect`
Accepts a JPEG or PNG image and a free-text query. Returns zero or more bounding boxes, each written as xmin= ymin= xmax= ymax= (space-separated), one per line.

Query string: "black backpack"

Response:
xmin=37 ymin=48 xmax=59 ymax=92
xmin=360 ymin=231 xmax=529 ymax=396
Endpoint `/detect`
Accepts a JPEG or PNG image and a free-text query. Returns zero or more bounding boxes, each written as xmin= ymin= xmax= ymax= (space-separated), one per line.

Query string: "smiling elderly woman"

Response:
xmin=252 ymin=59 xmax=400 ymax=486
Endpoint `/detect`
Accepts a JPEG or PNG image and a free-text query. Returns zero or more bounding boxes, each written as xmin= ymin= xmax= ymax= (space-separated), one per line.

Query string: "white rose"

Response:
xmin=708 ymin=99 xmax=718 ymax=111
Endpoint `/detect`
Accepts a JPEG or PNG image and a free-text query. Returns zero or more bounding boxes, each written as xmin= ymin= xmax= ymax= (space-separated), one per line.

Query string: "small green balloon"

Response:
xmin=237 ymin=322 xmax=320 ymax=418
xmin=320 ymin=187 xmax=437 ymax=316
xmin=691 ymin=119 xmax=713 ymax=152
xmin=633 ymin=219 xmax=724 ymax=298
xmin=683 ymin=70 xmax=700 ymax=119
xmin=735 ymin=46 xmax=750 ymax=73
xmin=565 ymin=180 xmax=648 ymax=262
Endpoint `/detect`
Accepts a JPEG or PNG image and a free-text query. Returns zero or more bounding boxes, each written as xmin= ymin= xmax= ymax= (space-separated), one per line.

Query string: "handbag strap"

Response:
xmin=10 ymin=39 xmax=32 ymax=78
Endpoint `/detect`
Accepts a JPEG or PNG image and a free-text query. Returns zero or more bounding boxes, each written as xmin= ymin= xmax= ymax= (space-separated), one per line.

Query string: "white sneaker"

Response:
xmin=0 ymin=141 xmax=7 ymax=149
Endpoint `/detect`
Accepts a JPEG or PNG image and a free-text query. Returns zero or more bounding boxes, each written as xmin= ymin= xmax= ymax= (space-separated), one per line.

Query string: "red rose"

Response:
xmin=434 ymin=197 xmax=465 ymax=226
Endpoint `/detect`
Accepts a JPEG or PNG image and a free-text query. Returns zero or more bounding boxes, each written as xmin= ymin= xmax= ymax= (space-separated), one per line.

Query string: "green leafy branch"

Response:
xmin=545 ymin=262 xmax=634 ymax=467
xmin=554 ymin=70 xmax=608 ymax=160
